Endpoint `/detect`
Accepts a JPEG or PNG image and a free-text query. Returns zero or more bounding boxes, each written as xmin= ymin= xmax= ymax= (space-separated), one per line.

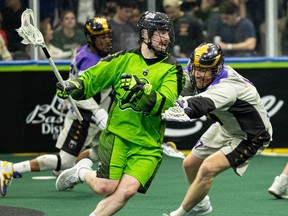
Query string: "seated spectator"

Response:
xmin=0 ymin=34 xmax=12 ymax=60
xmin=101 ymin=1 xmax=117 ymax=21
xmin=215 ymin=1 xmax=257 ymax=57
xmin=281 ymin=17 xmax=288 ymax=56
xmin=0 ymin=12 xmax=8 ymax=47
xmin=131 ymin=5 xmax=141 ymax=25
xmin=51 ymin=10 xmax=86 ymax=52
xmin=39 ymin=18 xmax=73 ymax=60
xmin=195 ymin=0 xmax=223 ymax=42
xmin=163 ymin=0 xmax=205 ymax=58
xmin=1 ymin=0 xmax=29 ymax=59
xmin=57 ymin=0 xmax=103 ymax=26
xmin=108 ymin=0 xmax=138 ymax=53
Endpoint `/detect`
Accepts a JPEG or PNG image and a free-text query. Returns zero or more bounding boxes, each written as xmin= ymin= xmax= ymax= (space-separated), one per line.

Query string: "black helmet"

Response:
xmin=137 ymin=11 xmax=175 ymax=56
xmin=190 ymin=42 xmax=224 ymax=75
xmin=84 ymin=17 xmax=112 ymax=56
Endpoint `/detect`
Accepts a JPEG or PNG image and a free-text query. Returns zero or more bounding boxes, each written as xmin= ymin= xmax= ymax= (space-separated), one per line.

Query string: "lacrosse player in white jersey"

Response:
xmin=163 ymin=42 xmax=273 ymax=216
xmin=0 ymin=17 xmax=113 ymax=197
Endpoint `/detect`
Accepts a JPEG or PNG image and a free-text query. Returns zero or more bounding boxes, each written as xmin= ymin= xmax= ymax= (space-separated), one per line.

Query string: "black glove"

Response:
xmin=56 ymin=79 xmax=84 ymax=100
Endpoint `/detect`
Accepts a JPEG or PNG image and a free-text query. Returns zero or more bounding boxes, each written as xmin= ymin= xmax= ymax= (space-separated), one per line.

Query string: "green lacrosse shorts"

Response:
xmin=97 ymin=130 xmax=163 ymax=193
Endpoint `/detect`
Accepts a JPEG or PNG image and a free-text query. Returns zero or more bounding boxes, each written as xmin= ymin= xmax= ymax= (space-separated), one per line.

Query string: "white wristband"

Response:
xmin=227 ymin=44 xmax=233 ymax=50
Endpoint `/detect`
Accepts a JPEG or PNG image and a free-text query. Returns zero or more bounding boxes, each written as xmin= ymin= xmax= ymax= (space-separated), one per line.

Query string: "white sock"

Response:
xmin=170 ymin=206 xmax=188 ymax=216
xmin=13 ymin=161 xmax=31 ymax=173
xmin=89 ymin=212 xmax=96 ymax=216
xmin=79 ymin=168 xmax=91 ymax=182
xmin=280 ymin=173 xmax=288 ymax=183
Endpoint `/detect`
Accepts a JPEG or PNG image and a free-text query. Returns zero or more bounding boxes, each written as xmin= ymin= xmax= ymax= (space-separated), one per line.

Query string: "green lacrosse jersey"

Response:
xmin=79 ymin=48 xmax=183 ymax=147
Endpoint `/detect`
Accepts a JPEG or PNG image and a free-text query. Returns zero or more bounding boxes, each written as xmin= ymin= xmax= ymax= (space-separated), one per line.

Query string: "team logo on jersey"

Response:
xmin=68 ymin=140 xmax=78 ymax=150
xmin=143 ymin=69 xmax=149 ymax=76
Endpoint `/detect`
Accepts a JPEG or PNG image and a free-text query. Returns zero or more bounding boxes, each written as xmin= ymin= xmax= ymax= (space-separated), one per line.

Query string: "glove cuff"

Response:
xmin=143 ymin=84 xmax=152 ymax=95
xmin=70 ymin=79 xmax=85 ymax=100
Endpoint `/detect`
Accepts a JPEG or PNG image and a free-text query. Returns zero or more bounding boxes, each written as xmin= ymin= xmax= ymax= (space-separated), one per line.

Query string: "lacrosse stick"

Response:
xmin=162 ymin=106 xmax=192 ymax=122
xmin=16 ymin=9 xmax=83 ymax=121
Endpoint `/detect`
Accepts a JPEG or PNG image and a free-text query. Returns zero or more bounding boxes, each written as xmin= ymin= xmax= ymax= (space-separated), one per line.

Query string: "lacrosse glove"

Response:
xmin=175 ymin=96 xmax=192 ymax=115
xmin=56 ymin=79 xmax=84 ymax=100
xmin=119 ymin=73 xmax=152 ymax=105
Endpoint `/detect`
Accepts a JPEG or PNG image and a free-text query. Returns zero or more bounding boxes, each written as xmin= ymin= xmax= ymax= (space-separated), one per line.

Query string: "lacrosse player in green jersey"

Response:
xmin=55 ymin=11 xmax=183 ymax=215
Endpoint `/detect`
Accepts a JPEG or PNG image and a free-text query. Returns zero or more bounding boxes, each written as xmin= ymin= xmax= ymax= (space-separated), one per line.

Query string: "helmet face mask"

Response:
xmin=189 ymin=42 xmax=224 ymax=91
xmin=138 ymin=11 xmax=175 ymax=56
xmin=84 ymin=17 xmax=113 ymax=57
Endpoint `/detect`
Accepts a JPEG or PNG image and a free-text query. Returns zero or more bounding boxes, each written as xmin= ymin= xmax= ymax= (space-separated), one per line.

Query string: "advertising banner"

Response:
xmin=0 ymin=64 xmax=286 ymax=153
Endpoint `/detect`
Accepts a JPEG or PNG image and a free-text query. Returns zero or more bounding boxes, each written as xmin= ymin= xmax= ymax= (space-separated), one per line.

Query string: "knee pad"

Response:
xmin=36 ymin=154 xmax=59 ymax=171
xmin=59 ymin=150 xmax=77 ymax=170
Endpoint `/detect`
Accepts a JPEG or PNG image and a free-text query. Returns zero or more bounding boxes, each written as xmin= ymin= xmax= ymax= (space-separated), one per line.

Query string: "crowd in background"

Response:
xmin=0 ymin=0 xmax=288 ymax=60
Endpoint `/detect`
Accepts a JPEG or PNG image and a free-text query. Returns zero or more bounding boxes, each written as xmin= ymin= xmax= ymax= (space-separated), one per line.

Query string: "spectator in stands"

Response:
xmin=163 ymin=0 xmax=205 ymax=58
xmin=0 ymin=34 xmax=12 ymax=60
xmin=195 ymin=0 xmax=223 ymax=42
xmin=57 ymin=0 xmax=108 ymax=26
xmin=101 ymin=1 xmax=117 ymax=21
xmin=0 ymin=12 xmax=8 ymax=47
xmin=51 ymin=10 xmax=86 ymax=53
xmin=108 ymin=0 xmax=138 ymax=53
xmin=39 ymin=18 xmax=73 ymax=60
xmin=0 ymin=0 xmax=29 ymax=59
xmin=214 ymin=1 xmax=257 ymax=57
xmin=76 ymin=0 xmax=97 ymax=26
xmin=280 ymin=17 xmax=288 ymax=56
xmin=131 ymin=5 xmax=141 ymax=25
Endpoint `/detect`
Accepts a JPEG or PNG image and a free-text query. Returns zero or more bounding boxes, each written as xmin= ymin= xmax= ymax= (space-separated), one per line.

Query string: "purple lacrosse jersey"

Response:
xmin=71 ymin=45 xmax=102 ymax=78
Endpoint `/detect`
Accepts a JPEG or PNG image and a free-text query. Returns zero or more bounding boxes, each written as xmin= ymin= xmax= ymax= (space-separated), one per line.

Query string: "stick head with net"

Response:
xmin=16 ymin=8 xmax=45 ymax=48
xmin=162 ymin=106 xmax=192 ymax=122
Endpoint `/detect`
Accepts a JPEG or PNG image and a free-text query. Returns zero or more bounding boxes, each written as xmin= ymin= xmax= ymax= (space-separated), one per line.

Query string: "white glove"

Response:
xmin=92 ymin=108 xmax=108 ymax=130
xmin=175 ymin=96 xmax=190 ymax=109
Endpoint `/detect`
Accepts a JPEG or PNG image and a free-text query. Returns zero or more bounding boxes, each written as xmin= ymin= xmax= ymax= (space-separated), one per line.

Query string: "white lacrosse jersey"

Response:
xmin=182 ymin=64 xmax=272 ymax=142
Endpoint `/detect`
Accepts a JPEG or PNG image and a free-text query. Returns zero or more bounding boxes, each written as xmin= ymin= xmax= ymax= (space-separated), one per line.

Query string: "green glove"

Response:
xmin=56 ymin=79 xmax=84 ymax=100
xmin=119 ymin=73 xmax=152 ymax=105
xmin=120 ymin=73 xmax=151 ymax=92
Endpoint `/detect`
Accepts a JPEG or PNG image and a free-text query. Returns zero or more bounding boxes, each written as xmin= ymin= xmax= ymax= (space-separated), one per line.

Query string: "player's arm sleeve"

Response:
xmin=136 ymin=64 xmax=183 ymax=116
xmin=186 ymin=82 xmax=236 ymax=118
xmin=78 ymin=57 xmax=118 ymax=99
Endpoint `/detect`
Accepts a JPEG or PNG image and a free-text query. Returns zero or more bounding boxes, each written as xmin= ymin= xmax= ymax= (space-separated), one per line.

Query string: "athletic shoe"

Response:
xmin=162 ymin=142 xmax=185 ymax=159
xmin=13 ymin=171 xmax=22 ymax=178
xmin=0 ymin=161 xmax=14 ymax=196
xmin=162 ymin=196 xmax=212 ymax=216
xmin=187 ymin=196 xmax=213 ymax=216
xmin=55 ymin=158 xmax=93 ymax=191
xmin=268 ymin=176 xmax=288 ymax=199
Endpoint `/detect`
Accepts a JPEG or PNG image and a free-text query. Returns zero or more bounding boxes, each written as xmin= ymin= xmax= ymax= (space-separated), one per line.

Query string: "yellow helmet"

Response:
xmin=190 ymin=42 xmax=224 ymax=74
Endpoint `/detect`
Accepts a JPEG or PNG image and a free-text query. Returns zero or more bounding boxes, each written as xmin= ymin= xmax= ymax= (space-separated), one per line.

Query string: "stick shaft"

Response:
xmin=42 ymin=47 xmax=83 ymax=121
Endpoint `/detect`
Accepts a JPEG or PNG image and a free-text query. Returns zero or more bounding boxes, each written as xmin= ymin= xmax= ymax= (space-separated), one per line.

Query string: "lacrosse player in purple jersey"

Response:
xmin=163 ymin=42 xmax=273 ymax=215
xmin=0 ymin=17 xmax=113 ymax=197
